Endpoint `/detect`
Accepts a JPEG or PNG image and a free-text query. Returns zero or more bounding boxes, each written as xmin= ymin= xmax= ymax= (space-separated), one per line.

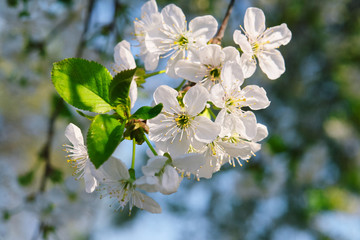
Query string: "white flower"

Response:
xmin=113 ymin=40 xmax=138 ymax=109
xmin=145 ymin=3 xmax=218 ymax=78
xmin=211 ymin=73 xmax=270 ymax=139
xmin=233 ymin=7 xmax=292 ymax=79
xmin=148 ymin=84 xmax=220 ymax=156
xmin=134 ymin=0 xmax=163 ymax=71
xmin=137 ymin=153 xmax=206 ymax=194
xmin=197 ymin=123 xmax=268 ymax=179
xmin=174 ymin=44 xmax=244 ymax=90
xmin=64 ymin=123 xmax=99 ymax=193
xmin=98 ymin=156 xmax=161 ymax=214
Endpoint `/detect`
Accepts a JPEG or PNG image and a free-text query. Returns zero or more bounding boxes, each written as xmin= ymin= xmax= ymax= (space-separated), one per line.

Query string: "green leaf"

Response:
xmin=109 ymin=68 xmax=136 ymax=105
xmin=18 ymin=170 xmax=34 ymax=187
xmin=52 ymin=58 xmax=113 ymax=113
xmin=131 ymin=103 xmax=163 ymax=120
xmin=76 ymin=110 xmax=95 ymax=120
xmin=87 ymin=114 xmax=125 ymax=168
xmin=115 ymin=102 xmax=130 ymax=120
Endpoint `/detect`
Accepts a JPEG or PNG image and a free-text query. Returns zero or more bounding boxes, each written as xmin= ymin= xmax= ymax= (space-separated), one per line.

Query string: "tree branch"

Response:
xmin=210 ymin=0 xmax=236 ymax=44
xmin=76 ymin=0 xmax=95 ymax=58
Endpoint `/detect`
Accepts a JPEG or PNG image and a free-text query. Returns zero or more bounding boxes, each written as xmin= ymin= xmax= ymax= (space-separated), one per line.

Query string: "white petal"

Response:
xmin=161 ymin=4 xmax=186 ymax=34
xmin=99 ymin=156 xmax=130 ymax=181
xmin=223 ymin=46 xmax=241 ymax=62
xmin=240 ymin=53 xmax=257 ymax=79
xmin=183 ymin=84 xmax=209 ymax=116
xmin=233 ymin=30 xmax=253 ymax=54
xmin=129 ymin=79 xmax=138 ymax=109
xmin=174 ymin=60 xmax=207 ymax=83
xmin=156 ymin=134 xmax=191 ymax=157
xmin=142 ymin=156 xmax=168 ymax=176
xmin=141 ymin=0 xmax=158 ymax=15
xmin=197 ymin=157 xmax=217 ymax=179
xmin=65 ymin=123 xmax=84 ymax=147
xmin=262 ymin=23 xmax=292 ymax=49
xmin=210 ymin=84 xmax=225 ymax=109
xmin=135 ymin=175 xmax=160 ymax=192
xmin=241 ymin=85 xmax=270 ymax=110
xmin=253 ymin=123 xmax=268 ymax=142
xmin=148 ymin=114 xmax=174 ymax=142
xmin=193 ymin=116 xmax=220 ymax=143
xmin=144 ymin=29 xmax=170 ymax=54
xmin=244 ymin=7 xmax=266 ymax=38
xmin=160 ymin=165 xmax=181 ymax=195
xmin=199 ymin=44 xmax=224 ymax=67
xmin=220 ymin=61 xmax=244 ymax=90
xmin=84 ymin=166 xmax=98 ymax=193
xmin=189 ymin=15 xmax=218 ymax=41
xmin=258 ymin=49 xmax=285 ymax=80
xmin=133 ymin=191 xmax=162 ymax=213
xmin=173 ymin=153 xmax=206 ymax=174
xmin=166 ymin=50 xmax=185 ymax=79
xmin=153 ymin=85 xmax=181 ymax=113
xmin=113 ymin=40 xmax=136 ymax=72
xmin=143 ymin=52 xmax=160 ymax=71
xmin=215 ymin=109 xmax=231 ymax=137
xmin=235 ymin=111 xmax=258 ymax=140
xmin=219 ymin=141 xmax=253 ymax=160
xmin=249 ymin=142 xmax=261 ymax=154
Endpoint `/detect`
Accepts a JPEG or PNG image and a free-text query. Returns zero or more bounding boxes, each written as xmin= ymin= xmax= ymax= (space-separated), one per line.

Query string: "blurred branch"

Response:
xmin=210 ymin=0 xmax=235 ymax=44
xmin=76 ymin=0 xmax=95 ymax=58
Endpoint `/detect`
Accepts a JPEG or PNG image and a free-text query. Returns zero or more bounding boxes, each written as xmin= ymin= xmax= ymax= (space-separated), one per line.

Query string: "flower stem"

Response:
xmin=175 ymin=79 xmax=187 ymax=91
xmin=144 ymin=70 xmax=165 ymax=79
xmin=144 ymin=133 xmax=158 ymax=156
xmin=131 ymin=138 xmax=136 ymax=169
xmin=208 ymin=108 xmax=217 ymax=120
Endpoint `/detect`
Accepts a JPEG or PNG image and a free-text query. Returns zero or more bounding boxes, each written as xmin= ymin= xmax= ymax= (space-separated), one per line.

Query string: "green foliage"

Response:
xmin=76 ymin=110 xmax=95 ymax=120
xmin=17 ymin=170 xmax=34 ymax=187
xmin=42 ymin=225 xmax=56 ymax=240
xmin=52 ymin=58 xmax=113 ymax=113
xmin=115 ymin=100 xmax=131 ymax=120
xmin=48 ymin=168 xmax=63 ymax=184
xmin=87 ymin=114 xmax=125 ymax=168
xmin=109 ymin=68 xmax=136 ymax=105
xmin=6 ymin=0 xmax=18 ymax=7
xmin=2 ymin=210 xmax=11 ymax=221
xmin=131 ymin=103 xmax=163 ymax=120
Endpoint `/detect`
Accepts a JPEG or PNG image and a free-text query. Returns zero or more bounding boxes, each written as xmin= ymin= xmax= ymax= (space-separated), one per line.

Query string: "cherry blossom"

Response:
xmin=233 ymin=7 xmax=292 ymax=79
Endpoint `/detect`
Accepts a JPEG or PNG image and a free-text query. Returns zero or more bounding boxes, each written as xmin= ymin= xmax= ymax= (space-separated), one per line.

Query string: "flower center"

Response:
xmin=177 ymin=35 xmax=188 ymax=46
xmin=225 ymin=97 xmax=246 ymax=111
xmin=210 ymin=68 xmax=221 ymax=80
xmin=175 ymin=114 xmax=191 ymax=129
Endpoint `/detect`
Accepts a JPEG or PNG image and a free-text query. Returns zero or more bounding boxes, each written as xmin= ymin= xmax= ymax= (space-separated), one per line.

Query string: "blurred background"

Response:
xmin=1 ymin=0 xmax=360 ymax=239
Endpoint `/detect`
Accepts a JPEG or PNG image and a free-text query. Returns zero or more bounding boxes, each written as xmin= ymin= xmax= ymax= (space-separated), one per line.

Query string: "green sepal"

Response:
xmin=76 ymin=110 xmax=95 ymax=120
xmin=109 ymin=68 xmax=137 ymax=105
xmin=51 ymin=58 xmax=113 ymax=113
xmin=87 ymin=114 xmax=125 ymax=168
xmin=130 ymin=103 xmax=163 ymax=120
xmin=115 ymin=99 xmax=131 ymax=120
xmin=124 ymin=119 xmax=149 ymax=145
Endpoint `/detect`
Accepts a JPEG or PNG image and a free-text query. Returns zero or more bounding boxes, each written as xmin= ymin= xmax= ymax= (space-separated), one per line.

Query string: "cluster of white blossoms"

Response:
xmin=64 ymin=1 xmax=291 ymax=214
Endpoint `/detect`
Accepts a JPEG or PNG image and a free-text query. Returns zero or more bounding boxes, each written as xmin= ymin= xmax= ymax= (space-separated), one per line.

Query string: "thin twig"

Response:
xmin=32 ymin=1 xmax=97 ymax=239
xmin=210 ymin=0 xmax=236 ymax=44
xmin=76 ymin=0 xmax=95 ymax=58
xmin=38 ymin=99 xmax=63 ymax=192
